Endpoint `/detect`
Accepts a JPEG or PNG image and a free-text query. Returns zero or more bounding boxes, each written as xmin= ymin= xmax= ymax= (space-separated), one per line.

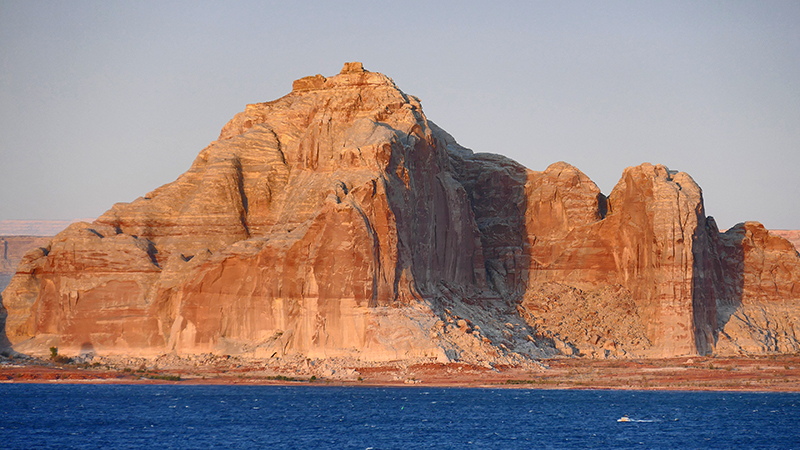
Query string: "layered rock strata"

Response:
xmin=3 ymin=63 xmax=512 ymax=362
xmin=3 ymin=63 xmax=799 ymax=361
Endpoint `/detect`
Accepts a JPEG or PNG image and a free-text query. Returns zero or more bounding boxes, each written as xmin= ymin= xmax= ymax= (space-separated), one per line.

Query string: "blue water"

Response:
xmin=1 ymin=385 xmax=798 ymax=449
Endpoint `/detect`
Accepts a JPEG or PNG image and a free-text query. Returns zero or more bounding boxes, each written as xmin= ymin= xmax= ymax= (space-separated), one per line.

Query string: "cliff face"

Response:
xmin=2 ymin=63 xmax=507 ymax=361
xmin=451 ymin=158 xmax=725 ymax=358
xmin=0 ymin=235 xmax=52 ymax=349
xmin=3 ymin=63 xmax=799 ymax=360
xmin=714 ymin=222 xmax=800 ymax=354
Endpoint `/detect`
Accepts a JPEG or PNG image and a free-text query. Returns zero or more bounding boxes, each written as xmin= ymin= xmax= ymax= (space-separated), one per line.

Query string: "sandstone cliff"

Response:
xmin=3 ymin=63 xmax=799 ymax=361
xmin=0 ymin=235 xmax=51 ymax=349
xmin=449 ymin=156 xmax=755 ymax=359
xmin=2 ymin=63 xmax=525 ymax=363
xmin=714 ymin=222 xmax=800 ymax=354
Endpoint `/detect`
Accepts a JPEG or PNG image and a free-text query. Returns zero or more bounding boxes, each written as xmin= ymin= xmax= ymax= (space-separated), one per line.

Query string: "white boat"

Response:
xmin=617 ymin=416 xmax=632 ymax=422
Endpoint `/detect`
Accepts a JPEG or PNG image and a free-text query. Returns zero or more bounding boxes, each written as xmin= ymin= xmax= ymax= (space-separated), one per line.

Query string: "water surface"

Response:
xmin=1 ymin=384 xmax=798 ymax=449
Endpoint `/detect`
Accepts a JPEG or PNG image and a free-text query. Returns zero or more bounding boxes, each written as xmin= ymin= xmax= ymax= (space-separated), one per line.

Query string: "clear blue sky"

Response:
xmin=1 ymin=1 xmax=799 ymax=230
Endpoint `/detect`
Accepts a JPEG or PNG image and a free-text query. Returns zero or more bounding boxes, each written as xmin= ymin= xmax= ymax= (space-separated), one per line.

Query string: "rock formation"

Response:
xmin=0 ymin=235 xmax=51 ymax=349
xmin=714 ymin=222 xmax=800 ymax=354
xmin=3 ymin=63 xmax=799 ymax=362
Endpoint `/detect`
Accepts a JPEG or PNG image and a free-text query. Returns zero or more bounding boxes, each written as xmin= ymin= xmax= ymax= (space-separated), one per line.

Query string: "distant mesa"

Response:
xmin=0 ymin=235 xmax=52 ymax=293
xmin=2 ymin=62 xmax=799 ymax=364
xmin=772 ymin=230 xmax=800 ymax=252
xmin=0 ymin=219 xmax=94 ymax=236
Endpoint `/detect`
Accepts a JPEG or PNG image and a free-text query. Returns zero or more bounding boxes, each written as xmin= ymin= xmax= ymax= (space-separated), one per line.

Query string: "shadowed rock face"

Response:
xmin=714 ymin=222 xmax=800 ymax=354
xmin=3 ymin=63 xmax=799 ymax=360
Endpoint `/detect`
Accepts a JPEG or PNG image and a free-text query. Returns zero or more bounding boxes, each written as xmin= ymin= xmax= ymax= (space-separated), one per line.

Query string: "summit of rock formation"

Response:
xmin=3 ymin=62 xmax=799 ymax=362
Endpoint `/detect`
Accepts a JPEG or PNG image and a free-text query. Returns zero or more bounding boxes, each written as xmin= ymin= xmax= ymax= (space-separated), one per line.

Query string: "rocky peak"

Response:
xmin=289 ymin=61 xmax=395 ymax=93
xmin=340 ymin=61 xmax=366 ymax=73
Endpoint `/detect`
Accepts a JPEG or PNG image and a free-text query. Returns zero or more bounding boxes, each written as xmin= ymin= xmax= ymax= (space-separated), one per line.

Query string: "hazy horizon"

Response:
xmin=2 ymin=1 xmax=798 ymax=229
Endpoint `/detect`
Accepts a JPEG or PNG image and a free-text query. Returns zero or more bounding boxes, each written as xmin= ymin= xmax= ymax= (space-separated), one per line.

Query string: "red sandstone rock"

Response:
xmin=2 ymin=63 xmax=494 ymax=361
xmin=2 ymin=63 xmax=799 ymax=361
xmin=714 ymin=222 xmax=800 ymax=354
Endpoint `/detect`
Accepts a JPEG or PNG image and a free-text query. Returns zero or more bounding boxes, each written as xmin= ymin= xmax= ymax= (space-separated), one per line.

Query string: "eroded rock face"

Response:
xmin=453 ymin=155 xmax=800 ymax=358
xmin=3 ymin=223 xmax=163 ymax=354
xmin=452 ymin=159 xmax=715 ymax=358
xmin=3 ymin=63 xmax=799 ymax=360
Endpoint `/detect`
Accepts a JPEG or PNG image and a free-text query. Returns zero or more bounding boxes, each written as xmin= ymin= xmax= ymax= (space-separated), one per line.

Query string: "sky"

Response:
xmin=1 ymin=1 xmax=799 ymax=230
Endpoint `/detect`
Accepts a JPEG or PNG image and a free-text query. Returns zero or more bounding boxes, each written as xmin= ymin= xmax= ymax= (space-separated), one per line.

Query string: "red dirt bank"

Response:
xmin=2 ymin=356 xmax=799 ymax=392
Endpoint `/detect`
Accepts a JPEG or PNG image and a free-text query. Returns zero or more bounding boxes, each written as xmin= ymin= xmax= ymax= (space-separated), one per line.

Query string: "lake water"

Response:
xmin=1 ymin=384 xmax=798 ymax=449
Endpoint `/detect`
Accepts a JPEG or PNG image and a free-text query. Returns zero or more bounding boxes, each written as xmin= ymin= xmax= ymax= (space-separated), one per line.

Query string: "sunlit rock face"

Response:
xmin=2 ymin=63 xmax=496 ymax=361
xmin=3 ymin=62 xmax=799 ymax=360
xmin=531 ymin=164 xmax=724 ymax=358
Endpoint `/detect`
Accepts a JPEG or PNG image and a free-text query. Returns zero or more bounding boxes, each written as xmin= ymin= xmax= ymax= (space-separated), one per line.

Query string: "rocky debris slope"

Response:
xmin=3 ymin=63 xmax=799 ymax=362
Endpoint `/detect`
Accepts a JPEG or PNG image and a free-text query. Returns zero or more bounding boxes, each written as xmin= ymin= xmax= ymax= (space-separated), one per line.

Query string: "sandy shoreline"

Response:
xmin=2 ymin=355 xmax=800 ymax=392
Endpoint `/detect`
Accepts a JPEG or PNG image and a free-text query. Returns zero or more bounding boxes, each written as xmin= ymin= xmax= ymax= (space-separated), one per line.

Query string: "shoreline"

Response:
xmin=2 ymin=355 xmax=799 ymax=392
